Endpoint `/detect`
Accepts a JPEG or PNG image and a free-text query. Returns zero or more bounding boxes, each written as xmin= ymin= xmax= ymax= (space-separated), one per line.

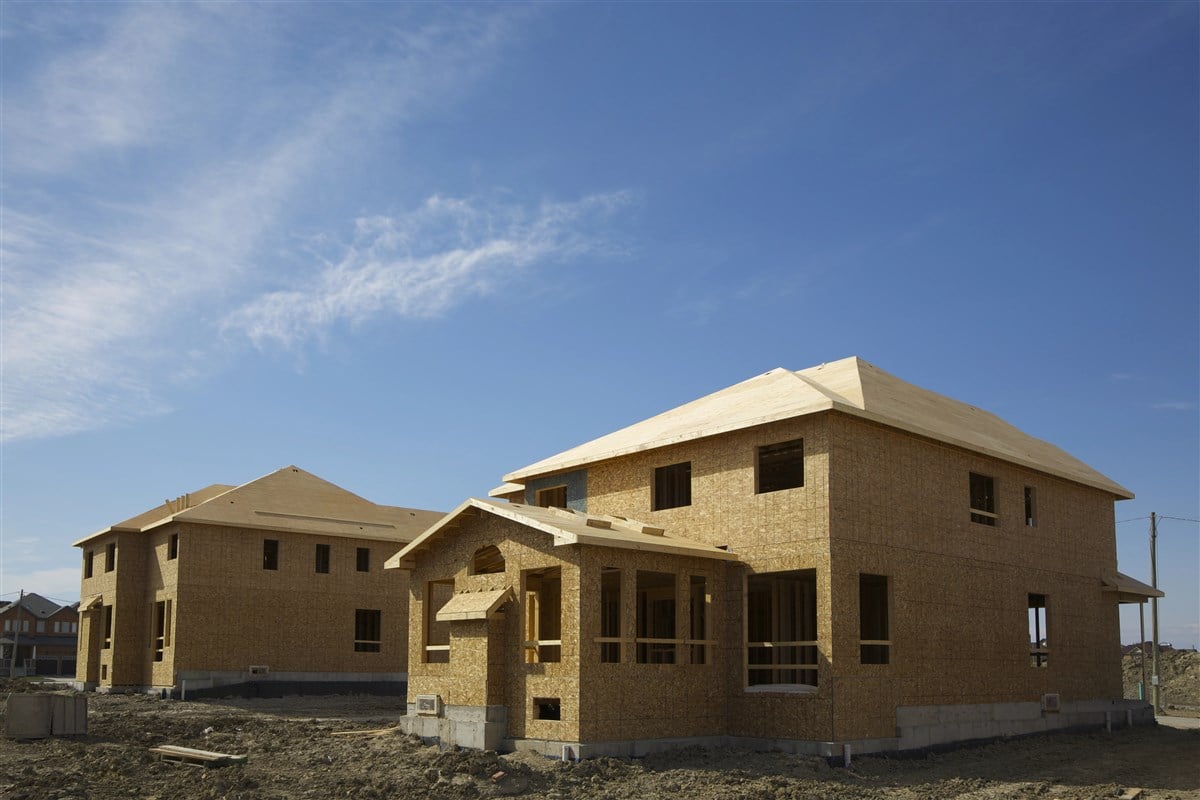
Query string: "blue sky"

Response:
xmin=2 ymin=2 xmax=1196 ymax=647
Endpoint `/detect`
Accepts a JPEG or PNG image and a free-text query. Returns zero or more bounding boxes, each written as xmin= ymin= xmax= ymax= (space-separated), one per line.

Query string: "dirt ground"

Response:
xmin=1124 ymin=649 xmax=1200 ymax=710
xmin=2 ymin=685 xmax=1197 ymax=800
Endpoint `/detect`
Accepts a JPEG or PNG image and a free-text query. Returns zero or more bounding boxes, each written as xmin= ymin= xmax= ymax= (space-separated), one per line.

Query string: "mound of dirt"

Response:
xmin=1 ymin=691 xmax=1197 ymax=800
xmin=1123 ymin=648 xmax=1200 ymax=709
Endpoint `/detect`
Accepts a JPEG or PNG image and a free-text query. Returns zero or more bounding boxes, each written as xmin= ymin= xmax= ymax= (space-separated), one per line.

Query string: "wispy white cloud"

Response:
xmin=1151 ymin=401 xmax=1196 ymax=411
xmin=1 ymin=5 xmax=615 ymax=443
xmin=223 ymin=192 xmax=632 ymax=349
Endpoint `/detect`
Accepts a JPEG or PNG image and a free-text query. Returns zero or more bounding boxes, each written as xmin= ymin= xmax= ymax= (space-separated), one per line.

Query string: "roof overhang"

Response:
xmin=385 ymin=497 xmax=740 ymax=570
xmin=80 ymin=595 xmax=104 ymax=611
xmin=1102 ymin=572 xmax=1164 ymax=604
xmin=435 ymin=587 xmax=513 ymax=622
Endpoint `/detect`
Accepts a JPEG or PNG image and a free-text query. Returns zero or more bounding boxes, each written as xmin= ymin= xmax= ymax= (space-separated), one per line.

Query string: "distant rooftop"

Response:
xmin=75 ymin=466 xmax=444 ymax=546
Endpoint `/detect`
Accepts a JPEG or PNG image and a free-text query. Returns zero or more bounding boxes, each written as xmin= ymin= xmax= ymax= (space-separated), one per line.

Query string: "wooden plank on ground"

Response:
xmin=150 ymin=744 xmax=247 ymax=768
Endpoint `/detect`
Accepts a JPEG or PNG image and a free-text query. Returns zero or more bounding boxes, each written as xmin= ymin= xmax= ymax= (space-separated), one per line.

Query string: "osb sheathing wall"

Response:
xmin=175 ymin=523 xmax=409 ymax=676
xmin=80 ymin=524 xmax=410 ymax=689
xmin=405 ymin=514 xmax=583 ymax=743
xmin=575 ymin=546 xmax=735 ymax=743
xmin=76 ymin=531 xmax=150 ymax=688
xmin=826 ymin=413 xmax=1123 ymax=741
xmin=404 ymin=513 xmax=750 ymax=744
xmin=584 ymin=416 xmax=838 ymax=742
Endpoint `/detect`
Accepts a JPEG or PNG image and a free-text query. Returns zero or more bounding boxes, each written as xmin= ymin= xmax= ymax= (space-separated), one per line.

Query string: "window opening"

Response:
xmin=263 ymin=539 xmax=279 ymax=570
xmin=167 ymin=533 xmax=178 ymax=561
xmin=747 ymin=570 xmax=818 ymax=686
xmin=859 ymin=574 xmax=890 ymax=664
xmin=653 ymin=462 xmax=691 ymax=510
xmin=533 ymin=697 xmax=561 ymax=720
xmin=472 ymin=545 xmax=505 ymax=575
xmin=355 ymin=609 xmax=382 ymax=652
xmin=356 ymin=547 xmax=370 ymax=572
xmin=102 ymin=605 xmax=113 ymax=650
xmin=152 ymin=601 xmax=167 ymax=662
xmin=105 ymin=542 xmax=116 ymax=572
xmin=690 ymin=575 xmax=708 ymax=665
xmin=969 ymin=473 xmax=997 ymax=526
xmin=424 ymin=580 xmax=454 ymax=663
xmin=757 ymin=439 xmax=805 ymax=493
xmin=535 ymin=485 xmax=567 ymax=509
xmin=599 ymin=567 xmax=621 ymax=663
xmin=84 ymin=550 xmax=94 ymax=579
xmin=1028 ymin=594 xmax=1048 ymax=667
xmin=315 ymin=544 xmax=331 ymax=574
xmin=1024 ymin=486 xmax=1037 ymax=528
xmin=524 ymin=568 xmax=562 ymax=663
xmin=637 ymin=571 xmax=677 ymax=663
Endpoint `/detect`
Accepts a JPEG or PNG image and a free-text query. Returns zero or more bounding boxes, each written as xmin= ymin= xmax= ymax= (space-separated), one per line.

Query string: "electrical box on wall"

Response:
xmin=415 ymin=694 xmax=442 ymax=716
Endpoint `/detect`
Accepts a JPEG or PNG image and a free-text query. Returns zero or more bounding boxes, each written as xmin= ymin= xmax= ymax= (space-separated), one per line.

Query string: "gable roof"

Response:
xmin=385 ymin=497 xmax=741 ymax=570
xmin=75 ymin=466 xmax=444 ymax=546
xmin=503 ymin=356 xmax=1133 ymax=499
xmin=0 ymin=592 xmax=63 ymax=619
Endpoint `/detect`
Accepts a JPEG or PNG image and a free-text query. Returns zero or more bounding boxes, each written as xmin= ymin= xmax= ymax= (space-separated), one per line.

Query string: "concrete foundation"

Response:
xmin=76 ymin=670 xmax=407 ymax=699
xmin=400 ymin=698 xmax=1158 ymax=759
xmin=399 ymin=703 xmax=508 ymax=751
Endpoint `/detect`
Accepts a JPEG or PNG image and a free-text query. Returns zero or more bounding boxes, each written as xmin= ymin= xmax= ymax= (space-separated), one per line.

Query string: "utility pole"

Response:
xmin=1150 ymin=512 xmax=1161 ymax=714
xmin=8 ymin=589 xmax=23 ymax=677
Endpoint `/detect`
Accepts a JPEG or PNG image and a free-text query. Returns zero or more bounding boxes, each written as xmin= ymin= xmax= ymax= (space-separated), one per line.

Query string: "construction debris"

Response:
xmin=149 ymin=744 xmax=247 ymax=768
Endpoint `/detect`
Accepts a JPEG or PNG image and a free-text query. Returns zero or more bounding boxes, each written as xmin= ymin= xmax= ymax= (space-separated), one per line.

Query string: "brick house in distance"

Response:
xmin=74 ymin=466 xmax=442 ymax=695
xmin=387 ymin=356 xmax=1159 ymax=756
xmin=0 ymin=593 xmax=79 ymax=677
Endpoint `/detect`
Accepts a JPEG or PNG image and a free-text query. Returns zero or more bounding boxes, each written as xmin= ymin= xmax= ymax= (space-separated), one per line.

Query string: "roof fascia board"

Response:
xmin=385 ymin=498 xmax=481 ymax=569
xmin=566 ymin=531 xmax=740 ymax=561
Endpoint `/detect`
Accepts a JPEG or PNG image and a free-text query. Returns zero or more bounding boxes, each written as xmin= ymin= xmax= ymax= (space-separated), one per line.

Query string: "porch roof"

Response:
xmin=1102 ymin=571 xmax=1164 ymax=604
xmin=435 ymin=587 xmax=514 ymax=622
xmin=385 ymin=497 xmax=740 ymax=570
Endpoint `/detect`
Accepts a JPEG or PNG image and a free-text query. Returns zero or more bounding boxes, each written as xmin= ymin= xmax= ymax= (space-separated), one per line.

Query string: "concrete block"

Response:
xmin=51 ymin=695 xmax=87 ymax=735
xmin=5 ymin=694 xmax=53 ymax=739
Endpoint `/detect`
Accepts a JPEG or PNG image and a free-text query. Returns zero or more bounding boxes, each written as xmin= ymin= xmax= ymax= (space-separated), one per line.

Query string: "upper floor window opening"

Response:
xmin=356 ymin=547 xmax=370 ymax=572
xmin=757 ymin=439 xmax=805 ymax=494
xmin=471 ymin=545 xmax=505 ymax=575
xmin=1024 ymin=486 xmax=1038 ymax=528
xmin=969 ymin=473 xmax=997 ymax=526
xmin=535 ymin=486 xmax=567 ymax=509
xmin=263 ymin=539 xmax=279 ymax=570
xmin=653 ymin=462 xmax=692 ymax=511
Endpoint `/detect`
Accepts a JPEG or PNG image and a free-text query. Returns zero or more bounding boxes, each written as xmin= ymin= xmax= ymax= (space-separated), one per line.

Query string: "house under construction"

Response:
xmin=386 ymin=356 xmax=1160 ymax=756
xmin=74 ymin=466 xmax=442 ymax=696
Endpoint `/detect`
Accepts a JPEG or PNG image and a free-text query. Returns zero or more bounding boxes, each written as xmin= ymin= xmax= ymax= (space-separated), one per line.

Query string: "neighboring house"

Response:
xmin=74 ymin=466 xmax=442 ymax=695
xmin=386 ymin=356 xmax=1161 ymax=757
xmin=0 ymin=593 xmax=79 ymax=677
